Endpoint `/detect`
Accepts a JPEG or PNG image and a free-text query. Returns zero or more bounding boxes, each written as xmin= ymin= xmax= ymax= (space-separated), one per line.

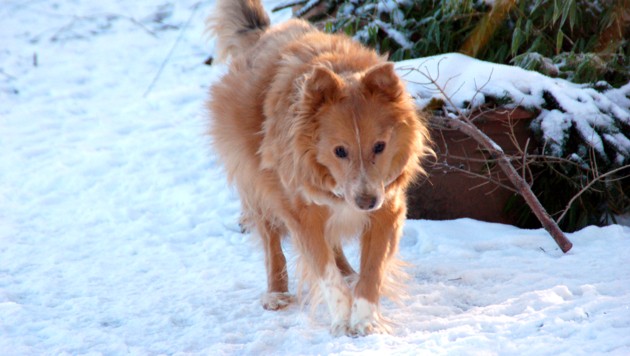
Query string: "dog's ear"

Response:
xmin=362 ymin=62 xmax=402 ymax=100
xmin=303 ymin=66 xmax=344 ymax=108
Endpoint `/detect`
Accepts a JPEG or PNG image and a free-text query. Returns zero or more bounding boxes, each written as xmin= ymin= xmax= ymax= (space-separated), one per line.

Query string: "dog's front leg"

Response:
xmin=351 ymin=198 xmax=405 ymax=335
xmin=290 ymin=206 xmax=353 ymax=336
xmin=319 ymin=259 xmax=353 ymax=336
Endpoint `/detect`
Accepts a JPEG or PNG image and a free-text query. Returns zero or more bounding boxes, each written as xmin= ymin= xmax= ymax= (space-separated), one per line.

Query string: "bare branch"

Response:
xmin=466 ymin=68 xmax=494 ymax=112
xmin=272 ymin=0 xmax=308 ymax=12
xmin=430 ymin=160 xmax=519 ymax=193
xmin=414 ymin=65 xmax=573 ymax=253
xmin=556 ymin=164 xmax=630 ymax=224
xmin=433 ymin=114 xmax=573 ymax=252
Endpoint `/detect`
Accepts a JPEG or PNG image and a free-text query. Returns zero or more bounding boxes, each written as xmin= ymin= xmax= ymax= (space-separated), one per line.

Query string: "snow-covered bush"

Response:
xmin=280 ymin=0 xmax=630 ymax=87
xmin=399 ymin=53 xmax=630 ymax=230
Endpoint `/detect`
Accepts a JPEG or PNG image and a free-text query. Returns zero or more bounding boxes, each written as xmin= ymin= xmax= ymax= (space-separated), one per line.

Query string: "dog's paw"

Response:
xmin=330 ymin=319 xmax=351 ymax=337
xmin=349 ymin=298 xmax=392 ymax=336
xmin=350 ymin=318 xmax=391 ymax=336
xmin=261 ymin=292 xmax=294 ymax=311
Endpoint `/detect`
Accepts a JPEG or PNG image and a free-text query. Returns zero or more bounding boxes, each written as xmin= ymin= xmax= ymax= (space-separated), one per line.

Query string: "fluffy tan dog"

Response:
xmin=207 ymin=0 xmax=431 ymax=336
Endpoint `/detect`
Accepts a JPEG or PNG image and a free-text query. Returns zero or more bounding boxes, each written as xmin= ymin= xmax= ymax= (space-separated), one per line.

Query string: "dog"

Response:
xmin=207 ymin=0 xmax=431 ymax=336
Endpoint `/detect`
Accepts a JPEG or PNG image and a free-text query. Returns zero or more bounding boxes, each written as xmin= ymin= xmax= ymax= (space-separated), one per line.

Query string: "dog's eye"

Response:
xmin=334 ymin=146 xmax=348 ymax=159
xmin=373 ymin=141 xmax=386 ymax=155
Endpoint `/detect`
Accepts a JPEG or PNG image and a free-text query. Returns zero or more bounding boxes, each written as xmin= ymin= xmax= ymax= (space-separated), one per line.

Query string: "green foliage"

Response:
xmin=328 ymin=0 xmax=489 ymax=62
xmin=506 ymin=157 xmax=630 ymax=232
xmin=293 ymin=0 xmax=630 ymax=87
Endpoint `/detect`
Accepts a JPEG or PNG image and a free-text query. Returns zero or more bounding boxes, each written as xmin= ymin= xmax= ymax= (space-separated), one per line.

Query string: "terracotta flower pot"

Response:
xmin=408 ymin=108 xmax=536 ymax=225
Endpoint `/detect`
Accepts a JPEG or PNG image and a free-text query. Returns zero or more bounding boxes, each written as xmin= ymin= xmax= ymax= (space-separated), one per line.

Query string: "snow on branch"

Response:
xmin=407 ymin=60 xmax=573 ymax=252
xmin=396 ymin=53 xmax=630 ymax=166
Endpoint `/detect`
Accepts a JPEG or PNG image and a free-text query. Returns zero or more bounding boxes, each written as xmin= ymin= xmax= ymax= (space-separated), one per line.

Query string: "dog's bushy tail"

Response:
xmin=206 ymin=0 xmax=270 ymax=62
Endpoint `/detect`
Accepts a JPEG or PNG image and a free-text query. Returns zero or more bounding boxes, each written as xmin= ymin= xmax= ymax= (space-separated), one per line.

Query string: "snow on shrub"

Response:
xmin=397 ymin=53 xmax=630 ymax=166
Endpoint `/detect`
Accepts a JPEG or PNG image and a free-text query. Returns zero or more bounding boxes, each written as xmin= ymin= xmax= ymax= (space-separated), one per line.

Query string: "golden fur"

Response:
xmin=207 ymin=0 xmax=431 ymax=336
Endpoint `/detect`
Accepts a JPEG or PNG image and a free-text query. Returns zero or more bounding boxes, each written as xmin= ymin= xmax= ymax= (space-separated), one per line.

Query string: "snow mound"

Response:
xmin=397 ymin=53 xmax=630 ymax=164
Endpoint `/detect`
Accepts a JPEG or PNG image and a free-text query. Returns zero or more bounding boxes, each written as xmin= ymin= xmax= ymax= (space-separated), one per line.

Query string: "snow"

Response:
xmin=371 ymin=20 xmax=413 ymax=49
xmin=397 ymin=53 xmax=630 ymax=163
xmin=538 ymin=110 xmax=572 ymax=156
xmin=1 ymin=0 xmax=630 ymax=354
xmin=346 ymin=0 xmax=413 ymax=50
xmin=376 ymin=0 xmax=413 ymax=17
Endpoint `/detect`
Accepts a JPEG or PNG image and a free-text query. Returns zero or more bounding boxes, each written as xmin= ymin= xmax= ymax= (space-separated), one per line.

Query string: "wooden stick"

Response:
xmin=433 ymin=115 xmax=573 ymax=253
xmin=409 ymin=62 xmax=573 ymax=252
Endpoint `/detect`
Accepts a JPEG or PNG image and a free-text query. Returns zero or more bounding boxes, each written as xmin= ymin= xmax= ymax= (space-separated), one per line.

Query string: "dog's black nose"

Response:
xmin=355 ymin=194 xmax=377 ymax=210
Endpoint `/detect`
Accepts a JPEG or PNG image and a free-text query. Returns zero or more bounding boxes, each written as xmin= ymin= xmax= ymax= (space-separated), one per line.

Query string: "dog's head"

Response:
xmin=296 ymin=62 xmax=430 ymax=212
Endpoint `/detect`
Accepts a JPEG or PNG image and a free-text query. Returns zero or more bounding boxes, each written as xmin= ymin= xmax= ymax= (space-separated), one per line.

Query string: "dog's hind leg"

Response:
xmin=333 ymin=246 xmax=356 ymax=278
xmin=256 ymin=218 xmax=293 ymax=310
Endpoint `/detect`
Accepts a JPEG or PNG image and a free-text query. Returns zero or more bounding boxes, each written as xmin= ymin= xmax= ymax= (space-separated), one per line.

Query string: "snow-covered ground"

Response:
xmin=1 ymin=0 xmax=629 ymax=354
